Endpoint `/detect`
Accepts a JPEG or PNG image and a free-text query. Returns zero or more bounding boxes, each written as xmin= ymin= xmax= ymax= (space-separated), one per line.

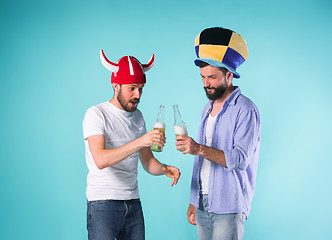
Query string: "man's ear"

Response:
xmin=226 ymin=72 xmax=233 ymax=84
xmin=112 ymin=83 xmax=120 ymax=94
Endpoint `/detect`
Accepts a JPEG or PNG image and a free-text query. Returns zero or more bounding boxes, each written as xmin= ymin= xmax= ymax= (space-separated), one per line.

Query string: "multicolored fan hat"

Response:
xmin=100 ymin=50 xmax=155 ymax=84
xmin=194 ymin=27 xmax=248 ymax=78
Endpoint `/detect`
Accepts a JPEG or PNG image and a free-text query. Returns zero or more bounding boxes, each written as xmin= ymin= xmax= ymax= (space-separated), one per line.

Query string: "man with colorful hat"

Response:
xmin=83 ymin=50 xmax=181 ymax=240
xmin=175 ymin=27 xmax=261 ymax=239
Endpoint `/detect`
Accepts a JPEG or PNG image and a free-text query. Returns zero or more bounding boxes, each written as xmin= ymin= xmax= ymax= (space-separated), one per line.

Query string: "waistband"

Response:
xmin=87 ymin=198 xmax=140 ymax=204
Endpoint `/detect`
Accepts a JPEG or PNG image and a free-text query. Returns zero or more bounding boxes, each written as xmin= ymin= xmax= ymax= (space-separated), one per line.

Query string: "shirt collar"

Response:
xmin=207 ymin=86 xmax=241 ymax=109
xmin=107 ymin=101 xmax=134 ymax=117
xmin=226 ymin=86 xmax=241 ymax=106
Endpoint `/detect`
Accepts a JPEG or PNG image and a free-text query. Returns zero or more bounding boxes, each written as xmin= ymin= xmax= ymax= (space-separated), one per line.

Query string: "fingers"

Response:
xmin=192 ymin=207 xmax=196 ymax=225
xmin=175 ymin=136 xmax=200 ymax=155
xmin=187 ymin=205 xmax=196 ymax=225
xmin=150 ymin=130 xmax=166 ymax=147
xmin=181 ymin=149 xmax=189 ymax=154
xmin=170 ymin=172 xmax=180 ymax=187
xmin=188 ymin=214 xmax=193 ymax=225
xmin=142 ymin=130 xmax=166 ymax=148
xmin=175 ymin=142 xmax=189 ymax=154
xmin=171 ymin=171 xmax=180 ymax=186
xmin=189 ymin=214 xmax=196 ymax=225
xmin=165 ymin=166 xmax=181 ymax=187
xmin=187 ymin=212 xmax=194 ymax=225
xmin=175 ymin=135 xmax=188 ymax=141
xmin=171 ymin=177 xmax=178 ymax=187
xmin=175 ymin=169 xmax=181 ymax=185
xmin=154 ymin=135 xmax=166 ymax=144
xmin=171 ymin=177 xmax=175 ymax=187
xmin=175 ymin=137 xmax=187 ymax=153
xmin=175 ymin=144 xmax=188 ymax=153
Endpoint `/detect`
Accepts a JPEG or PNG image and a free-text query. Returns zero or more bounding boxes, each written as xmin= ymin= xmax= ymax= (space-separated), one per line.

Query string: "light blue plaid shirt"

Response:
xmin=190 ymin=87 xmax=261 ymax=218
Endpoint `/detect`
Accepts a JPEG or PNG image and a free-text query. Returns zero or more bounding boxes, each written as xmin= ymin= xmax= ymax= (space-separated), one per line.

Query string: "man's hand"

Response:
xmin=187 ymin=204 xmax=196 ymax=225
xmin=139 ymin=130 xmax=166 ymax=148
xmin=162 ymin=165 xmax=181 ymax=187
xmin=175 ymin=136 xmax=201 ymax=155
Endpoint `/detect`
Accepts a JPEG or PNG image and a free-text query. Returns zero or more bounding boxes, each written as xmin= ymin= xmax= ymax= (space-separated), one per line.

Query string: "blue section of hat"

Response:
xmin=195 ymin=46 xmax=199 ymax=58
xmin=223 ymin=48 xmax=245 ymax=71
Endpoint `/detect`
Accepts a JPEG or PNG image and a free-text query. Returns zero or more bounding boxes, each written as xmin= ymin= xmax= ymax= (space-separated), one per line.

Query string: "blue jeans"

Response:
xmin=87 ymin=199 xmax=145 ymax=240
xmin=196 ymin=194 xmax=245 ymax=240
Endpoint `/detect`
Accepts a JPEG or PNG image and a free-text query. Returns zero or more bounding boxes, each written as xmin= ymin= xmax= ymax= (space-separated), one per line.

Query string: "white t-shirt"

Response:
xmin=200 ymin=114 xmax=217 ymax=194
xmin=83 ymin=101 xmax=146 ymax=201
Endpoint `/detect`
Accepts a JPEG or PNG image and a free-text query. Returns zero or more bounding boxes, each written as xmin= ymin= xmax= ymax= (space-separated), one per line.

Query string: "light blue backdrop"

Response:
xmin=1 ymin=0 xmax=332 ymax=239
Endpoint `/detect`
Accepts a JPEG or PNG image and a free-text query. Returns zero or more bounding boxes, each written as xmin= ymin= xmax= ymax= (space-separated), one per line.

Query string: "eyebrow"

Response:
xmin=200 ymin=74 xmax=216 ymax=78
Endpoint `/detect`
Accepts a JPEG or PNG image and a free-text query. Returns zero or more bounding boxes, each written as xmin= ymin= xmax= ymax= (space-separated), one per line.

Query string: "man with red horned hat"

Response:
xmin=83 ymin=50 xmax=181 ymax=240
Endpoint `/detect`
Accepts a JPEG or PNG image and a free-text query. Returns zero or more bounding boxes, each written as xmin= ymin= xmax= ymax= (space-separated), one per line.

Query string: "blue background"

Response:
xmin=1 ymin=0 xmax=332 ymax=239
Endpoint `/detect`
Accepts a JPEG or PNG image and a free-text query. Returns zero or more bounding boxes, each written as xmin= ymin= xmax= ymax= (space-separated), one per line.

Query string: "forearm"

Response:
xmin=94 ymin=138 xmax=144 ymax=169
xmin=139 ymin=147 xmax=181 ymax=186
xmin=143 ymin=158 xmax=166 ymax=176
xmin=198 ymin=145 xmax=227 ymax=167
xmin=139 ymin=147 xmax=165 ymax=175
xmin=90 ymin=129 xmax=166 ymax=170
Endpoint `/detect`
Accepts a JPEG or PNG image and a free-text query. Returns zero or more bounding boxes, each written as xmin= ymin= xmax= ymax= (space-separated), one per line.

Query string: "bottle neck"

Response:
xmin=156 ymin=105 xmax=165 ymax=123
xmin=174 ymin=105 xmax=185 ymax=125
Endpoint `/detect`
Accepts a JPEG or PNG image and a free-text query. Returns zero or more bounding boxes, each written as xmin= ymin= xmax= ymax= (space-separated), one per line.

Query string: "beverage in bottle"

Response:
xmin=151 ymin=105 xmax=166 ymax=152
xmin=173 ymin=104 xmax=188 ymax=151
xmin=174 ymin=125 xmax=188 ymax=137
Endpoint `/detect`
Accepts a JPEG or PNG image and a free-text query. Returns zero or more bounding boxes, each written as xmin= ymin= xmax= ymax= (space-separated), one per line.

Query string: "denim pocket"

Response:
xmin=90 ymin=199 xmax=111 ymax=205
xmin=87 ymin=201 xmax=92 ymax=232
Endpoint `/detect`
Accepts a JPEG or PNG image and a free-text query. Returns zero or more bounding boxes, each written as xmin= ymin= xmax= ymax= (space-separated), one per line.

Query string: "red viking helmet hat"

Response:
xmin=100 ymin=50 xmax=155 ymax=84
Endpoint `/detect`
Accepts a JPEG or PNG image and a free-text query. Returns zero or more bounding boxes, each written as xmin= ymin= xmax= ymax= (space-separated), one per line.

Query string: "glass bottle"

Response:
xmin=173 ymin=104 xmax=188 ymax=151
xmin=151 ymin=105 xmax=166 ymax=152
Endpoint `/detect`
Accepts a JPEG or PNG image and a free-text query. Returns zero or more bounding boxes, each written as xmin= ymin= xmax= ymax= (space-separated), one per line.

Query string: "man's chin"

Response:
xmin=205 ymin=88 xmax=226 ymax=100
xmin=128 ymin=107 xmax=137 ymax=112
xmin=205 ymin=91 xmax=217 ymax=100
xmin=126 ymin=103 xmax=138 ymax=112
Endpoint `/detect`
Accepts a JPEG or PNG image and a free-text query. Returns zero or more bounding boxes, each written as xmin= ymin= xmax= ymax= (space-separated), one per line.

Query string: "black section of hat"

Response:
xmin=199 ymin=27 xmax=233 ymax=46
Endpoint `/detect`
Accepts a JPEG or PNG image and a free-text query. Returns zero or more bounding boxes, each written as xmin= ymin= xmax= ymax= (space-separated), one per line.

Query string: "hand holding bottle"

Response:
xmin=139 ymin=129 xmax=166 ymax=149
xmin=175 ymin=135 xmax=201 ymax=155
xmin=151 ymin=105 xmax=166 ymax=152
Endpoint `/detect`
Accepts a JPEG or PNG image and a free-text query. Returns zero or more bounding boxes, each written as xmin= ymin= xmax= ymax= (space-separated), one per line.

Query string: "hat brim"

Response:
xmin=194 ymin=58 xmax=240 ymax=78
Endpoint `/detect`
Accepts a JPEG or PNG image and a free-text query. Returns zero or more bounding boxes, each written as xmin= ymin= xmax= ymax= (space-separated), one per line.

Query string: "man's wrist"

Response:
xmin=161 ymin=163 xmax=167 ymax=170
xmin=197 ymin=144 xmax=205 ymax=157
xmin=134 ymin=136 xmax=145 ymax=150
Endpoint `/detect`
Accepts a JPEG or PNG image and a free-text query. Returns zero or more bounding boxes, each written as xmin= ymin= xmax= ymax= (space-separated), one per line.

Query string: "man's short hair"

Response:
xmin=198 ymin=61 xmax=229 ymax=75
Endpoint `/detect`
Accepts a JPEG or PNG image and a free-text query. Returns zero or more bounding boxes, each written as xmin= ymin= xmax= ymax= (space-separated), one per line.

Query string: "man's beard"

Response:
xmin=204 ymin=85 xmax=227 ymax=100
xmin=117 ymin=89 xmax=140 ymax=112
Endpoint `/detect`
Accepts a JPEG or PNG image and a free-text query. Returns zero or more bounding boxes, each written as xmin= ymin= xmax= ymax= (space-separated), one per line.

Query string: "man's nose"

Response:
xmin=133 ymin=89 xmax=141 ymax=98
xmin=202 ymin=78 xmax=209 ymax=86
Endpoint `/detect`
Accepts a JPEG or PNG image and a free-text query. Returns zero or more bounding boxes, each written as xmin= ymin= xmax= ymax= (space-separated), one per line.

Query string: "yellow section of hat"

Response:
xmin=197 ymin=45 xmax=228 ymax=62
xmin=229 ymin=32 xmax=249 ymax=60
xmin=194 ymin=34 xmax=200 ymax=46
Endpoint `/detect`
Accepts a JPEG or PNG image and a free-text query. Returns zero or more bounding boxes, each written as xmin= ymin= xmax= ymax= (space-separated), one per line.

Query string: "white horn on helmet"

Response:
xmin=142 ymin=54 xmax=155 ymax=72
xmin=100 ymin=50 xmax=119 ymax=73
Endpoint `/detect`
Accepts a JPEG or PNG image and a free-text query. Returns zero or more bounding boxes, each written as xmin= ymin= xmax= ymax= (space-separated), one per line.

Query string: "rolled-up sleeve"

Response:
xmin=224 ymin=108 xmax=260 ymax=171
